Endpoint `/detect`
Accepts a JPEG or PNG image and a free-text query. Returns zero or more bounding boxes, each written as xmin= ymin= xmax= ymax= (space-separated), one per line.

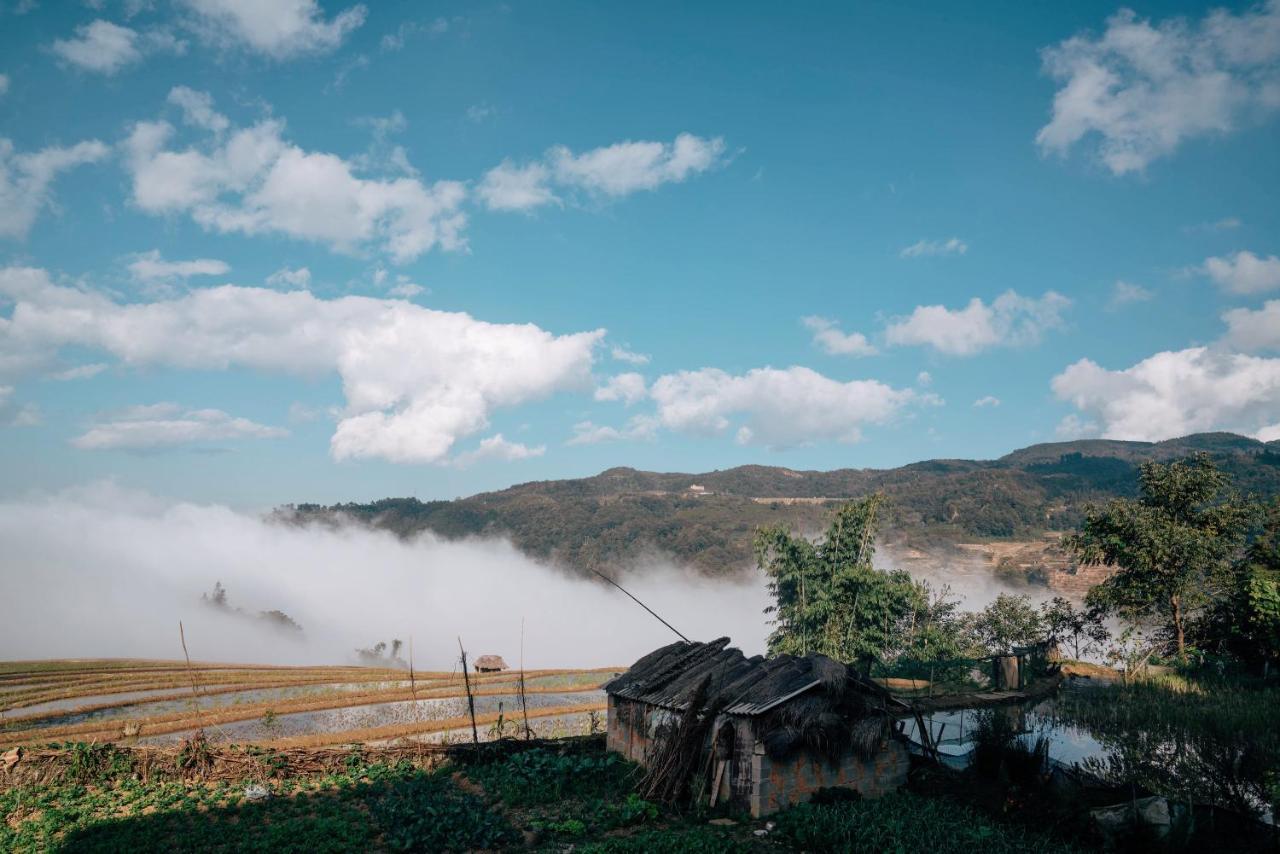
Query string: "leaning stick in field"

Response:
xmin=179 ymin=621 xmax=200 ymax=704
xmin=409 ymin=636 xmax=420 ymax=723
xmin=458 ymin=637 xmax=480 ymax=746
xmin=589 ymin=568 xmax=690 ymax=642
xmin=519 ymin=619 xmax=533 ymax=739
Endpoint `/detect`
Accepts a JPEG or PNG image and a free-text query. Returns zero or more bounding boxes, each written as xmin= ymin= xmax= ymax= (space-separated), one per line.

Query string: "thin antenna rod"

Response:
xmin=589 ymin=568 xmax=690 ymax=642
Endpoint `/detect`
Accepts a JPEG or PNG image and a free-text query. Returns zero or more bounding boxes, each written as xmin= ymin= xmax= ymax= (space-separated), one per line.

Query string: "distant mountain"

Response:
xmin=279 ymin=433 xmax=1280 ymax=576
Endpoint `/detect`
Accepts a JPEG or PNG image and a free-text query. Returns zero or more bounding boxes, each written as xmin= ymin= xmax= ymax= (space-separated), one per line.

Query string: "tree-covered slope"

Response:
xmin=279 ymin=433 xmax=1280 ymax=575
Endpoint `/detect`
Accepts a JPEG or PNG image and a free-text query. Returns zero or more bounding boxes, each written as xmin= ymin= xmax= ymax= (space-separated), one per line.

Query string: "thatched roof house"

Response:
xmin=604 ymin=637 xmax=910 ymax=816
xmin=473 ymin=655 xmax=509 ymax=673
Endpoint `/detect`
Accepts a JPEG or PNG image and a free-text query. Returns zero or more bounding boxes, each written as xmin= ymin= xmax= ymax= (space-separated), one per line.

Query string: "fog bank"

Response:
xmin=0 ymin=484 xmax=771 ymax=668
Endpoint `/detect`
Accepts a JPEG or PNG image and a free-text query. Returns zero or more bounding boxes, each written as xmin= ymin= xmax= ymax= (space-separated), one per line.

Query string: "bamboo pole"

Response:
xmin=519 ymin=619 xmax=533 ymax=740
xmin=588 ymin=568 xmax=689 ymax=642
xmin=458 ymin=637 xmax=479 ymax=746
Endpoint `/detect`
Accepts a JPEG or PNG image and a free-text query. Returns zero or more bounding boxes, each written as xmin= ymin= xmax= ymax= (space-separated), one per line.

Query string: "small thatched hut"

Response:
xmin=605 ymin=637 xmax=910 ymax=816
xmin=473 ymin=655 xmax=509 ymax=673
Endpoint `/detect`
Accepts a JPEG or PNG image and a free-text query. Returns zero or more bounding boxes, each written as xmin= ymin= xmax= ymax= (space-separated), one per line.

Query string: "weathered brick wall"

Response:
xmin=748 ymin=737 xmax=910 ymax=817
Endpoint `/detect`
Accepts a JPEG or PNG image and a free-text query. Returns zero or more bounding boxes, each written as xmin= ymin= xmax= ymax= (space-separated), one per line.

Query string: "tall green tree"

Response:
xmin=1066 ymin=454 xmax=1251 ymax=660
xmin=965 ymin=593 xmax=1046 ymax=655
xmin=1040 ymin=596 xmax=1110 ymax=660
xmin=1236 ymin=499 xmax=1280 ymax=670
xmin=756 ymin=495 xmax=922 ymax=667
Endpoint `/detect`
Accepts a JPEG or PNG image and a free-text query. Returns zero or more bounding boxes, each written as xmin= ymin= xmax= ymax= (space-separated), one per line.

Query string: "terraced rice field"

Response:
xmin=0 ymin=659 xmax=614 ymax=749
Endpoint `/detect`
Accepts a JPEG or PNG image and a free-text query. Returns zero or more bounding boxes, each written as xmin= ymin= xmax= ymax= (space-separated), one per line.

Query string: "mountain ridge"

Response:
xmin=281 ymin=432 xmax=1280 ymax=576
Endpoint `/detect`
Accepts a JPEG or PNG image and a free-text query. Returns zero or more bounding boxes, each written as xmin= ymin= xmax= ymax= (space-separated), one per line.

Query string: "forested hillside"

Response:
xmin=278 ymin=433 xmax=1280 ymax=576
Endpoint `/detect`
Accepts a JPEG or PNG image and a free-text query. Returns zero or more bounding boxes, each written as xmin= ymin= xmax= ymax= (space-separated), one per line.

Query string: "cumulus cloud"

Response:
xmin=168 ymin=85 xmax=229 ymax=133
xmin=128 ymin=249 xmax=230 ymax=283
xmin=478 ymin=133 xmax=726 ymax=211
xmin=1222 ymin=299 xmax=1280 ymax=351
xmin=477 ymin=160 xmax=558 ymax=212
xmin=802 ymin=316 xmax=878 ymax=357
xmin=648 ymin=366 xmax=927 ymax=448
xmin=0 ymin=137 xmax=109 ymax=239
xmin=452 ymin=433 xmax=545 ymax=467
xmin=266 ymin=265 xmax=311 ymax=289
xmin=1108 ymin=279 xmax=1153 ymax=309
xmin=1202 ymin=250 xmax=1280 ymax=294
xmin=0 ymin=266 xmax=604 ymax=464
xmin=123 ymin=89 xmax=467 ymax=262
xmin=50 ymin=19 xmax=186 ymax=74
xmin=594 ymin=372 xmax=647 ymax=406
xmin=567 ymin=416 xmax=659 ymax=446
xmin=1052 ymin=346 xmax=1280 ymax=441
xmin=179 ymin=0 xmax=367 ymax=58
xmin=884 ymin=290 xmax=1071 ymax=356
xmin=1037 ymin=2 xmax=1280 ymax=174
xmin=51 ymin=19 xmax=142 ymax=73
xmin=72 ymin=403 xmax=288 ymax=450
xmin=899 ymin=237 xmax=968 ymax=258
xmin=611 ymin=345 xmax=650 ymax=366
xmin=972 ymin=396 xmax=1001 ymax=408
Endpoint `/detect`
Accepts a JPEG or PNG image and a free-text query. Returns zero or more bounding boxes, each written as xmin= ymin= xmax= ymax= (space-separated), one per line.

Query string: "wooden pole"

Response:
xmin=409 ymin=636 xmax=419 ymax=722
xmin=589 ymin=568 xmax=690 ymax=642
xmin=519 ymin=619 xmax=533 ymax=740
xmin=458 ymin=637 xmax=480 ymax=746
xmin=179 ymin=621 xmax=201 ymax=706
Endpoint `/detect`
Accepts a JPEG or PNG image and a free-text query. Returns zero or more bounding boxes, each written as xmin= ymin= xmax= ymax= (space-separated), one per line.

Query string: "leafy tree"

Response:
xmin=965 ymin=593 xmax=1045 ymax=654
xmin=1235 ymin=500 xmax=1280 ymax=671
xmin=1066 ymin=454 xmax=1251 ymax=660
xmin=1039 ymin=596 xmax=1110 ymax=660
xmin=756 ymin=495 xmax=922 ymax=668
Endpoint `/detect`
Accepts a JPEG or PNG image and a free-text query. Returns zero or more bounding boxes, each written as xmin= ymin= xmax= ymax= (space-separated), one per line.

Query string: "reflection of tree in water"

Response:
xmin=1050 ymin=680 xmax=1278 ymax=818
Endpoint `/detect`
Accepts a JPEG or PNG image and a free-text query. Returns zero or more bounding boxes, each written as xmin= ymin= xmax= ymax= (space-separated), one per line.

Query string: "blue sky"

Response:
xmin=1 ymin=0 xmax=1278 ymax=508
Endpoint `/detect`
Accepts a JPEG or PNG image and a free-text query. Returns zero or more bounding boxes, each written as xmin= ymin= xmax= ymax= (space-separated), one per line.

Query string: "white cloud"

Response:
xmin=802 ymin=315 xmax=878 ymax=357
xmin=72 ymin=403 xmax=287 ymax=450
xmin=567 ymin=415 xmax=659 ymax=446
xmin=1202 ymin=250 xmax=1280 ymax=294
xmin=123 ymin=89 xmax=467 ymax=262
xmin=387 ymin=279 xmax=423 ymax=298
xmin=50 ymin=19 xmax=185 ymax=74
xmin=972 ymin=395 xmax=1001 ymax=408
xmin=0 ymin=74 xmax=9 ymax=97
xmin=611 ymin=345 xmax=650 ymax=366
xmin=1052 ymin=346 xmax=1280 ymax=441
xmin=477 ymin=160 xmax=558 ymax=212
xmin=1185 ymin=216 xmax=1242 ymax=232
xmin=0 ymin=385 xmax=40 ymax=427
xmin=480 ymin=134 xmax=727 ymax=211
xmin=1222 ymin=299 xmax=1280 ymax=351
xmin=466 ymin=103 xmax=495 ymax=123
xmin=647 ymin=366 xmax=926 ymax=448
xmin=0 ymin=138 xmax=109 ymax=239
xmin=128 ymin=249 xmax=230 ymax=283
xmin=594 ymin=372 xmax=647 ymax=406
xmin=1037 ymin=2 xmax=1280 ymax=174
xmin=168 ymin=85 xmax=229 ymax=133
xmin=916 ymin=371 xmax=932 ymax=387
xmin=179 ymin=0 xmax=367 ymax=58
xmin=0 ymin=266 xmax=603 ymax=464
xmin=1055 ymin=413 xmax=1100 ymax=440
xmin=266 ymin=265 xmax=311 ymax=289
xmin=899 ymin=237 xmax=968 ymax=258
xmin=885 ymin=290 xmax=1070 ymax=356
xmin=51 ymin=19 xmax=141 ymax=74
xmin=552 ymin=133 xmax=726 ymax=196
xmin=1108 ymin=279 xmax=1154 ymax=309
xmin=452 ymin=433 xmax=545 ymax=467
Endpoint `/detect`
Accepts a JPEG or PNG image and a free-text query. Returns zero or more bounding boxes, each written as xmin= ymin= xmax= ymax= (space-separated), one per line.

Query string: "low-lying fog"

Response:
xmin=0 ymin=484 xmax=1058 ymax=669
xmin=0 ymin=483 xmax=772 ymax=668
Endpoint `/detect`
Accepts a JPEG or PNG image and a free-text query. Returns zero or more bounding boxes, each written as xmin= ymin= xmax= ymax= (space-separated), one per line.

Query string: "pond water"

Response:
xmin=899 ymin=676 xmax=1276 ymax=826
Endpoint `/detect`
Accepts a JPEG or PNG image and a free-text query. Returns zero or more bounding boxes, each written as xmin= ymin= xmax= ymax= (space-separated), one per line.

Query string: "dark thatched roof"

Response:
xmin=603 ymin=637 xmax=905 ymax=718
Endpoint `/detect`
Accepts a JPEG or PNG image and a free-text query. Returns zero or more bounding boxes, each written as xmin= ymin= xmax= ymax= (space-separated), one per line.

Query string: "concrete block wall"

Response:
xmin=748 ymin=737 xmax=909 ymax=817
